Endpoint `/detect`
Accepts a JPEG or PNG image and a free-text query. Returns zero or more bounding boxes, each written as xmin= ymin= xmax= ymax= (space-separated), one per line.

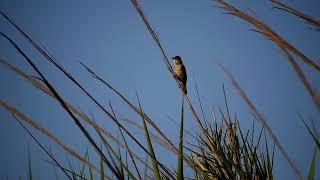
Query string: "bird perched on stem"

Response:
xmin=172 ymin=56 xmax=187 ymax=94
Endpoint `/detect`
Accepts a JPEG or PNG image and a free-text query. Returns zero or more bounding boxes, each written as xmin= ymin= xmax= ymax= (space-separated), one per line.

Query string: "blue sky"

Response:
xmin=0 ymin=0 xmax=319 ymax=179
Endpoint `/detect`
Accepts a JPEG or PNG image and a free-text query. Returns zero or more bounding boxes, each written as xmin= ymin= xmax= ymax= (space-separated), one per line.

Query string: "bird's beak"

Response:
xmin=171 ymin=57 xmax=175 ymax=60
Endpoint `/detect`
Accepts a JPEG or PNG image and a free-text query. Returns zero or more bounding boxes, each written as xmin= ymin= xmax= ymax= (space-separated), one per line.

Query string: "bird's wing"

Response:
xmin=182 ymin=64 xmax=187 ymax=83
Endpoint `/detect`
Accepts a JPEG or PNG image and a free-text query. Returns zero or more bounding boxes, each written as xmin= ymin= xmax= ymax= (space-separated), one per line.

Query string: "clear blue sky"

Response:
xmin=0 ymin=0 xmax=319 ymax=179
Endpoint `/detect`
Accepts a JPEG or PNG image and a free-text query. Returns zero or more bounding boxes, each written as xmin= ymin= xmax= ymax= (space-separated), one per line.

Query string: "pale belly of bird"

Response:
xmin=175 ymin=65 xmax=184 ymax=79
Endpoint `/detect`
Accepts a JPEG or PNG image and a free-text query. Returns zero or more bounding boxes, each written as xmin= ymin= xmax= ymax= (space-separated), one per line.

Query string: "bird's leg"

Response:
xmin=174 ymin=74 xmax=182 ymax=87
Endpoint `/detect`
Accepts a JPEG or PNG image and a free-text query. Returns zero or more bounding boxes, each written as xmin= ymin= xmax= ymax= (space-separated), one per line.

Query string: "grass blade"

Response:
xmin=94 ymin=125 xmax=136 ymax=180
xmin=307 ymin=147 xmax=317 ymax=180
xmin=80 ymin=150 xmax=89 ymax=179
xmin=0 ymin=32 xmax=120 ymax=179
xmin=0 ymin=99 xmax=104 ymax=176
xmin=28 ymin=145 xmax=32 ymax=180
xmin=144 ymin=155 xmax=149 ymax=180
xmin=302 ymin=118 xmax=320 ymax=150
xmin=12 ymin=114 xmax=72 ymax=180
xmin=220 ymin=64 xmax=302 ymax=178
xmin=88 ymin=156 xmax=94 ymax=180
xmin=177 ymin=97 xmax=184 ymax=180
xmin=136 ymin=94 xmax=161 ymax=180
xmin=100 ymin=146 xmax=105 ymax=180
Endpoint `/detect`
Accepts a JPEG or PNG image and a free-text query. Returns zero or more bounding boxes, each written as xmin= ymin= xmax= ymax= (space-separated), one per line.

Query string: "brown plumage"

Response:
xmin=172 ymin=56 xmax=187 ymax=94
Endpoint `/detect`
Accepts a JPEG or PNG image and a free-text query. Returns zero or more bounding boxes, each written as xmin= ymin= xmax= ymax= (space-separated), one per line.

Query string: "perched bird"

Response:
xmin=171 ymin=56 xmax=187 ymax=94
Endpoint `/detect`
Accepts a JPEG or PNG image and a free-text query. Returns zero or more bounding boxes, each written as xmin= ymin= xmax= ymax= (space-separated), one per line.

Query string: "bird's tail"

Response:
xmin=182 ymin=83 xmax=187 ymax=94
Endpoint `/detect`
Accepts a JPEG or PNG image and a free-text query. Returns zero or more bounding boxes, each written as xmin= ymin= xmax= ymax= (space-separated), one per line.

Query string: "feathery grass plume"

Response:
xmin=220 ymin=64 xmax=301 ymax=179
xmin=215 ymin=0 xmax=320 ymax=112
xmin=216 ymin=0 xmax=320 ymax=111
xmin=270 ymin=0 xmax=320 ymax=31
xmin=278 ymin=48 xmax=320 ymax=111
xmin=214 ymin=0 xmax=320 ymax=72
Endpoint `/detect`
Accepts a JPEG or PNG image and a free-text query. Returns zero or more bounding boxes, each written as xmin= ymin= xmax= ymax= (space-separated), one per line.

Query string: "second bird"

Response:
xmin=172 ymin=56 xmax=187 ymax=94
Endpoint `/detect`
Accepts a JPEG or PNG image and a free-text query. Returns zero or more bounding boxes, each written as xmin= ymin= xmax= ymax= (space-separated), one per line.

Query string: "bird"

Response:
xmin=171 ymin=55 xmax=187 ymax=94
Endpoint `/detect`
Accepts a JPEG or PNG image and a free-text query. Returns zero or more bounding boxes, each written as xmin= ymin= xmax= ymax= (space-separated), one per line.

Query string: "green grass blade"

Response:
xmin=144 ymin=155 xmax=149 ymax=180
xmin=94 ymin=126 xmax=136 ymax=180
xmin=88 ymin=156 xmax=94 ymax=180
xmin=119 ymin=148 xmax=124 ymax=178
xmin=307 ymin=147 xmax=317 ymax=180
xmin=100 ymin=147 xmax=105 ymax=180
xmin=177 ymin=97 xmax=184 ymax=180
xmin=43 ymin=159 xmax=88 ymax=180
xmin=302 ymin=119 xmax=320 ymax=150
xmin=136 ymin=94 xmax=161 ymax=180
xmin=265 ymin=133 xmax=273 ymax=179
xmin=28 ymin=145 xmax=32 ymax=180
xmin=67 ymin=158 xmax=77 ymax=180
xmin=80 ymin=150 xmax=89 ymax=179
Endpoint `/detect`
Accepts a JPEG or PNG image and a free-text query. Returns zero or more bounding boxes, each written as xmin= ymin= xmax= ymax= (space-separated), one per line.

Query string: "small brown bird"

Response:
xmin=172 ymin=56 xmax=187 ymax=94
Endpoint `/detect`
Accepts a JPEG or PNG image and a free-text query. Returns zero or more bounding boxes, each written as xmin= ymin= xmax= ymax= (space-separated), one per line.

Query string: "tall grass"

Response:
xmin=0 ymin=0 xmax=319 ymax=179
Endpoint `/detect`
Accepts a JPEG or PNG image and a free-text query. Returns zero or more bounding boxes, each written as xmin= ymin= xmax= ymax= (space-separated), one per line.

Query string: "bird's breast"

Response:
xmin=174 ymin=64 xmax=184 ymax=77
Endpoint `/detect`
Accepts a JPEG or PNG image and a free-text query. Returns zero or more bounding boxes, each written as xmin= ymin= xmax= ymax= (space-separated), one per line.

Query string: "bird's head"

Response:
xmin=171 ymin=56 xmax=182 ymax=65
